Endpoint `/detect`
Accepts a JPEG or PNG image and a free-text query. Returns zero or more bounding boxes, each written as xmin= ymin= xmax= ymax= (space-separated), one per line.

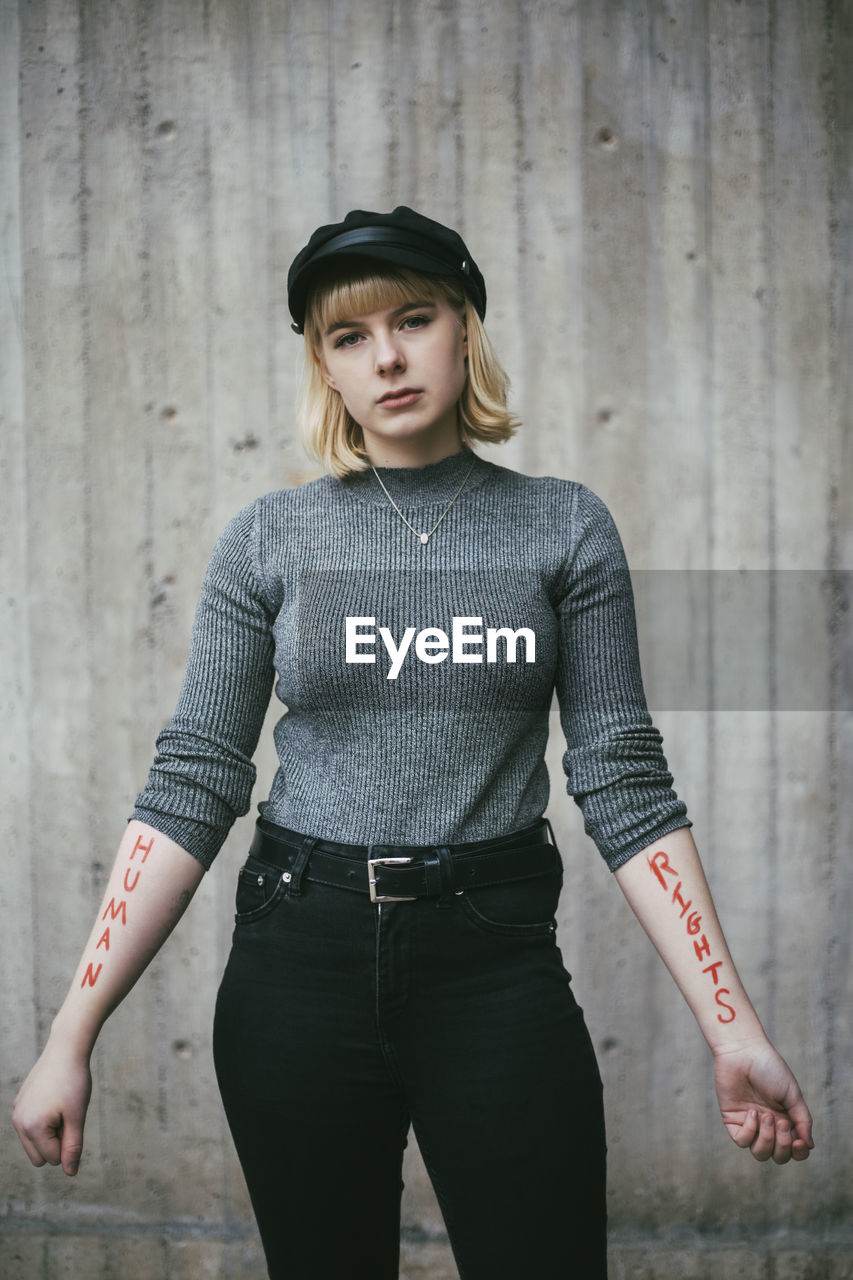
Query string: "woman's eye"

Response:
xmin=334 ymin=332 xmax=362 ymax=349
xmin=401 ymin=315 xmax=429 ymax=331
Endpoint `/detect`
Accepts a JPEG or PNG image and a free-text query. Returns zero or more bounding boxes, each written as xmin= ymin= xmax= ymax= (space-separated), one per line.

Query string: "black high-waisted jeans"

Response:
xmin=212 ymin=819 xmax=608 ymax=1280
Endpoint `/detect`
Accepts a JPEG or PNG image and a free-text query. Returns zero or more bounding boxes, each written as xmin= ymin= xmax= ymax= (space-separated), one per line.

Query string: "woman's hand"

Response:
xmin=712 ymin=1038 xmax=814 ymax=1164
xmin=12 ymin=1039 xmax=93 ymax=1177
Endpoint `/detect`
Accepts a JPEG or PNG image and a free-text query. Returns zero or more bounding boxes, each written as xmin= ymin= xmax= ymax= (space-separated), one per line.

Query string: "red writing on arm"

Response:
xmin=672 ymin=882 xmax=692 ymax=918
xmin=648 ymin=849 xmax=678 ymax=889
xmin=123 ymin=866 xmax=141 ymax=893
xmin=130 ymin=834 xmax=154 ymax=862
xmin=715 ymin=989 xmax=736 ymax=1023
xmin=102 ymin=898 xmax=127 ymax=926
xmin=80 ymin=834 xmax=154 ymax=994
xmin=80 ymin=962 xmax=102 ymax=989
xmin=647 ymin=849 xmax=737 ymax=1023
xmin=693 ymin=934 xmax=712 ymax=962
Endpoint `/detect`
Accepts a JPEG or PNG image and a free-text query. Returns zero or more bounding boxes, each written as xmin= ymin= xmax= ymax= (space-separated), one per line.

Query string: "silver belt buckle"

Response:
xmin=367 ymin=855 xmax=416 ymax=903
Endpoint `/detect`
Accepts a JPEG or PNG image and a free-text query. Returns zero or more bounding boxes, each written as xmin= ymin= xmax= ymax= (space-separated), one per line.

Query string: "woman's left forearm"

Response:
xmin=613 ymin=826 xmax=767 ymax=1053
xmin=614 ymin=825 xmax=814 ymax=1162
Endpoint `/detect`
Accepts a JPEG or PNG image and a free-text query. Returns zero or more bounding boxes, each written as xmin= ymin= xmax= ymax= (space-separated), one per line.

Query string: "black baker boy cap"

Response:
xmin=287 ymin=206 xmax=487 ymax=333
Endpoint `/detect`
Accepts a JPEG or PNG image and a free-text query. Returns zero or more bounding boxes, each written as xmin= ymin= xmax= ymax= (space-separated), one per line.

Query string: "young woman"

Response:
xmin=13 ymin=207 xmax=813 ymax=1280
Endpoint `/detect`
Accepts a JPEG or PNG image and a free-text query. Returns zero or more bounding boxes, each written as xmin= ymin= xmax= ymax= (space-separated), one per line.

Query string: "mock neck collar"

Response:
xmin=340 ymin=446 xmax=491 ymax=509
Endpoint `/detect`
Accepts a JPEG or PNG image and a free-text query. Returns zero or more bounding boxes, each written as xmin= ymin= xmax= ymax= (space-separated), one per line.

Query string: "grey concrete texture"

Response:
xmin=1 ymin=0 xmax=850 ymax=1275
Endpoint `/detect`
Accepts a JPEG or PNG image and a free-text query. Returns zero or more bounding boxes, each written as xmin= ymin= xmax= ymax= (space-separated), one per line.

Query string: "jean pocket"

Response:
xmin=458 ymin=866 xmax=562 ymax=937
xmin=234 ymin=855 xmax=289 ymax=924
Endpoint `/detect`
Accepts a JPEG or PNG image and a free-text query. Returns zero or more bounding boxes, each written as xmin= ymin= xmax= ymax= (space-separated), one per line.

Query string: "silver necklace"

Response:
xmin=370 ymin=455 xmax=477 ymax=545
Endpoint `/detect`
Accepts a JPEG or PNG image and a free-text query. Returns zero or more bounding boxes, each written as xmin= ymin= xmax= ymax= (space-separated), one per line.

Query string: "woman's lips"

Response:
xmin=377 ymin=389 xmax=422 ymax=408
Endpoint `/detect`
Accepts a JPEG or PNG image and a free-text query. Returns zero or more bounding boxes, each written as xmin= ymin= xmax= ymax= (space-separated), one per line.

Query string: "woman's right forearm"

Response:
xmin=48 ymin=820 xmax=206 ymax=1056
xmin=14 ymin=821 xmax=205 ymax=1175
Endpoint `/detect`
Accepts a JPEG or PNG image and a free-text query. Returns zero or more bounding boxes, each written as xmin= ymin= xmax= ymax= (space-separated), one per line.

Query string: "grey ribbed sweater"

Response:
xmin=132 ymin=447 xmax=689 ymax=871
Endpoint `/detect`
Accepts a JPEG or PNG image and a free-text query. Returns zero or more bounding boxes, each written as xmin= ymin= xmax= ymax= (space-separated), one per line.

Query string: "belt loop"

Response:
xmin=420 ymin=846 xmax=455 ymax=902
xmin=436 ymin=846 xmax=455 ymax=901
xmin=286 ymin=835 xmax=316 ymax=897
xmin=422 ymin=849 xmax=443 ymax=899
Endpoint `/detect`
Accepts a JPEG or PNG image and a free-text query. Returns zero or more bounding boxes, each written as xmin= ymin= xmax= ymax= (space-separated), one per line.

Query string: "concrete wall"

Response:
xmin=1 ymin=0 xmax=850 ymax=1275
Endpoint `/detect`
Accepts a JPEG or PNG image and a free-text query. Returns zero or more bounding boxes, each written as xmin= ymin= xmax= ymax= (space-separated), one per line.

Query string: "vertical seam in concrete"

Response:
xmin=139 ymin=0 xmax=155 ymax=708
xmin=327 ymin=0 xmax=337 ymax=212
xmin=579 ymin=0 xmax=590 ymax=481
xmin=387 ymin=0 xmax=399 ymax=192
xmin=698 ymin=0 xmax=715 ymax=834
xmin=820 ymin=0 xmax=840 ymax=1111
xmin=763 ymin=0 xmax=779 ymax=1042
xmin=452 ymin=1 xmax=463 ymax=218
xmin=10 ymin=0 xmax=35 ymax=1072
xmin=9 ymin=21 xmax=41 ymax=1261
xmin=203 ymin=0 xmax=216 ymax=540
xmin=642 ymin=2 xmax=657 ymax=507
xmin=513 ymin=1 xmax=529 ymax=464
xmin=75 ymin=0 xmax=95 ymax=827
xmin=75 ymin=0 xmax=101 ymax=1193
xmin=697 ymin=0 xmax=718 ymax=1154
xmin=265 ymin=2 xmax=276 ymax=451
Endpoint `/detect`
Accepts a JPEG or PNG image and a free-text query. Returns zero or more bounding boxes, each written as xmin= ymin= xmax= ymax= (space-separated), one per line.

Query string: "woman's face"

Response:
xmin=317 ymin=293 xmax=468 ymax=466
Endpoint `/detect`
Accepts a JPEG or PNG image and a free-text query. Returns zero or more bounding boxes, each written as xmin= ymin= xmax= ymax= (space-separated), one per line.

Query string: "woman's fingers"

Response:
xmin=59 ymin=1112 xmax=85 ymax=1176
xmin=770 ymin=1119 xmax=793 ymax=1165
xmin=749 ymin=1111 xmax=776 ymax=1162
xmin=727 ymin=1106 xmax=813 ymax=1164
xmin=728 ymin=1107 xmax=760 ymax=1150
xmin=788 ymin=1096 xmax=815 ymax=1155
xmin=748 ymin=1111 xmax=804 ymax=1164
xmin=12 ymin=1107 xmax=62 ymax=1169
xmin=14 ymin=1105 xmax=84 ymax=1176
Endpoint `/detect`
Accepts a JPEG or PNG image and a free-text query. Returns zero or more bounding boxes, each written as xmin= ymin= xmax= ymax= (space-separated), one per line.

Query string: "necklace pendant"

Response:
xmin=370 ymin=456 xmax=477 ymax=551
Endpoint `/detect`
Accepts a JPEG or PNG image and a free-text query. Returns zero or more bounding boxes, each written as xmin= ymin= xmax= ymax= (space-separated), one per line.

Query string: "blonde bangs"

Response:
xmin=304 ymin=266 xmax=448 ymax=346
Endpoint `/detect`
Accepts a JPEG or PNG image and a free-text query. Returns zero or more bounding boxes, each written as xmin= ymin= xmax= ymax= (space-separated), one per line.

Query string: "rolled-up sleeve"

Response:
xmin=554 ymin=486 xmax=690 ymax=870
xmin=131 ymin=502 xmax=277 ymax=868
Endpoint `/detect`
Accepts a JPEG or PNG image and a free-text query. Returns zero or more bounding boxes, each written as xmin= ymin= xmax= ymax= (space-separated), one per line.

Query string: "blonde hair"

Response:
xmin=298 ymin=264 xmax=519 ymax=477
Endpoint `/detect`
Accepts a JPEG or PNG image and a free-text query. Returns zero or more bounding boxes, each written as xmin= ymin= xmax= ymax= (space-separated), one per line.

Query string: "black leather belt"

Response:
xmin=249 ymin=816 xmax=560 ymax=903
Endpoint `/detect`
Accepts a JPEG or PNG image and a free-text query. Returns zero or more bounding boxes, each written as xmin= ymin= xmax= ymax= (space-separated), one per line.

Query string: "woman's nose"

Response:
xmin=374 ymin=331 xmax=405 ymax=374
